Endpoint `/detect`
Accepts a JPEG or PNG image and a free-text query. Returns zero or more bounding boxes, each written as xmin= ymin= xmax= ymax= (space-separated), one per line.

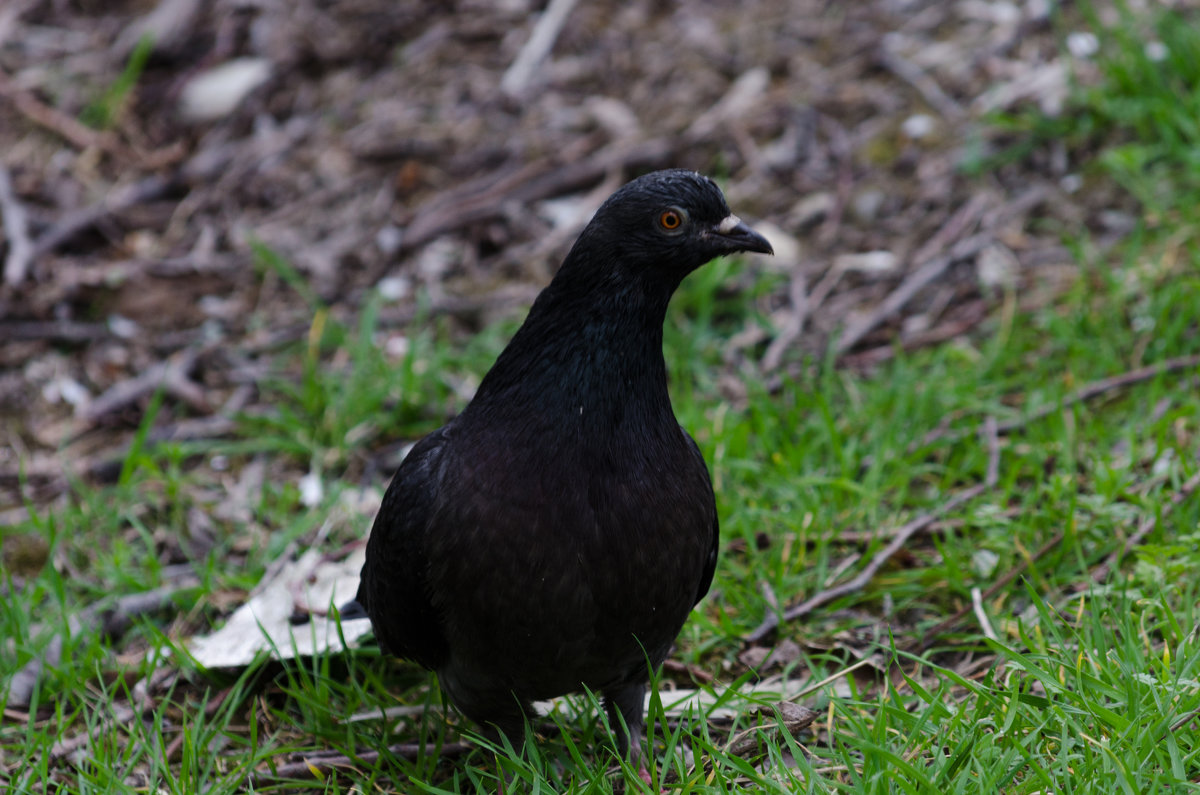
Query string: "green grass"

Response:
xmin=982 ymin=1 xmax=1200 ymax=232
xmin=81 ymin=35 xmax=154 ymax=130
xmin=5 ymin=235 xmax=1197 ymax=791
xmin=5 ymin=4 xmax=1200 ymax=792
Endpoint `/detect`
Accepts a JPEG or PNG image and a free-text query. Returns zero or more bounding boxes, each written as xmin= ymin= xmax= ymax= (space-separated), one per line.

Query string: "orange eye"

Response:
xmin=659 ymin=210 xmax=682 ymax=230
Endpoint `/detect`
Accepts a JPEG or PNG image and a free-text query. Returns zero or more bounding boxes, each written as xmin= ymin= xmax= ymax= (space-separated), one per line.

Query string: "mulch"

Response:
xmin=0 ymin=0 xmax=1126 ymax=519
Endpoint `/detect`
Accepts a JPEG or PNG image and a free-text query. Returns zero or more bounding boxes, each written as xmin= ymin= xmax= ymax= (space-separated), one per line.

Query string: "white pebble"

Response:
xmin=377 ymin=275 xmax=411 ymax=301
xmin=1067 ymin=31 xmax=1099 ymax=59
xmin=375 ymin=225 xmax=404 ymax=256
xmin=1059 ymin=174 xmax=1083 ymax=193
xmin=108 ymin=314 xmax=140 ymax=339
xmin=299 ymin=471 xmax=324 ymax=507
xmin=834 ymin=250 xmax=898 ymax=274
xmin=901 ymin=113 xmax=936 ymax=139
xmin=180 ymin=58 xmax=273 ymax=122
xmin=384 ymin=334 xmax=411 ymax=358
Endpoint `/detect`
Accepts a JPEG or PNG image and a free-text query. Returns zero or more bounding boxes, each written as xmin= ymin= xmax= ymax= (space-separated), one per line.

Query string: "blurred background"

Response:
xmin=1 ymin=0 xmax=1112 ymax=488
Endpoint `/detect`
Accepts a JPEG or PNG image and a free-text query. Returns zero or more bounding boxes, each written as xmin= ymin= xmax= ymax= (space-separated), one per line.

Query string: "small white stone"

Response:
xmin=108 ymin=314 xmax=139 ymax=339
xmin=749 ymin=221 xmax=799 ymax=267
xmin=901 ymin=113 xmax=936 ymax=139
xmin=977 ymin=244 xmax=1019 ymax=289
xmin=851 ymin=188 xmax=886 ymax=222
xmin=375 ymin=225 xmax=404 ymax=256
xmin=384 ymin=334 xmax=411 ymax=358
xmin=991 ymin=2 xmax=1020 ymax=26
xmin=972 ymin=548 xmax=1000 ymax=578
xmin=1025 ymin=0 xmax=1052 ymax=22
xmin=1059 ymin=174 xmax=1083 ymax=193
xmin=1067 ymin=31 xmax=1100 ymax=59
xmin=377 ymin=275 xmax=411 ymax=301
xmin=180 ymin=58 xmax=273 ymax=122
xmin=834 ymin=250 xmax=898 ymax=274
xmin=299 ymin=471 xmax=324 ymax=508
xmin=43 ymin=376 xmax=90 ymax=407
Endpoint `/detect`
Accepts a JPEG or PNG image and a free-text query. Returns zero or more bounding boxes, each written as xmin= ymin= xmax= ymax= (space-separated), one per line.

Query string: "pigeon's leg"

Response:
xmin=604 ymin=681 xmax=652 ymax=786
xmin=469 ymin=705 xmax=534 ymax=795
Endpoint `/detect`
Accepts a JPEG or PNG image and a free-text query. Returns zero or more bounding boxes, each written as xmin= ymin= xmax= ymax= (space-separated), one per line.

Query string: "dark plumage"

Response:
xmin=354 ymin=169 xmax=772 ymax=769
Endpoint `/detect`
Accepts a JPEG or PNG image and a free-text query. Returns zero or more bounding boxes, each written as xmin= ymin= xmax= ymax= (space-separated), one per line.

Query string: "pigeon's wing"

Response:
xmin=695 ymin=512 xmax=718 ymax=607
xmin=356 ymin=427 xmax=452 ymax=670
xmin=683 ymin=431 xmax=719 ymax=607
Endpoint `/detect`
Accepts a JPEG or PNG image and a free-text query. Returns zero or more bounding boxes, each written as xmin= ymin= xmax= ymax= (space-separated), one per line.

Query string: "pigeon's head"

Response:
xmin=572 ymin=169 xmax=773 ymax=285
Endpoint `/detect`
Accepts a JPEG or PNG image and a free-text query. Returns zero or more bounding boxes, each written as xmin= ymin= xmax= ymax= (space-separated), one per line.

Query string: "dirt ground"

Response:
xmin=0 ymin=0 xmax=1132 ymax=518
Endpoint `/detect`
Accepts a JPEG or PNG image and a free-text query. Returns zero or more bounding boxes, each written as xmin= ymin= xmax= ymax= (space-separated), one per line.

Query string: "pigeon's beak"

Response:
xmin=711 ymin=214 xmax=774 ymax=255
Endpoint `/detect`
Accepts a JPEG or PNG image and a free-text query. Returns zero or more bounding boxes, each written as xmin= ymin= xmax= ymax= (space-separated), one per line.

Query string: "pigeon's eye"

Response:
xmin=658 ymin=208 xmax=686 ymax=233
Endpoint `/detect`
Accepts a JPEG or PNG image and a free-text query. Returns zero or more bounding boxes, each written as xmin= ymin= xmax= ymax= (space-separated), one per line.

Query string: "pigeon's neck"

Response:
xmin=468 ymin=268 xmax=679 ymax=431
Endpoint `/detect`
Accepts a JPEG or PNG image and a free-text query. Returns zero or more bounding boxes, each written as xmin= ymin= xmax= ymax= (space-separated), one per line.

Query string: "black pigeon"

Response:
xmin=354 ymin=169 xmax=772 ymax=772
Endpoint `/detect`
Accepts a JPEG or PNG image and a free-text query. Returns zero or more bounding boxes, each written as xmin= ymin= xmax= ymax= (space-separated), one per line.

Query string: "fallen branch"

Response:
xmin=761 ymin=272 xmax=809 ymax=372
xmin=838 ymin=299 xmax=990 ymax=370
xmin=933 ymin=353 xmax=1200 ymax=451
xmin=745 ymin=419 xmax=1001 ymax=644
xmin=1002 ymin=355 xmax=1200 ymax=435
xmin=0 ymin=69 xmax=183 ymax=169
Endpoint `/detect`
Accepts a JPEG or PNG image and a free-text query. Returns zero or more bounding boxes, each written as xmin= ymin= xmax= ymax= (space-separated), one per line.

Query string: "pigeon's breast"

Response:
xmin=426 ymin=423 xmax=714 ymax=697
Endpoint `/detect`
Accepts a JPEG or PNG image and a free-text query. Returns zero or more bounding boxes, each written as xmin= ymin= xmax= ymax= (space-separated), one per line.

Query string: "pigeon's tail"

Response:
xmin=338 ymin=598 xmax=370 ymax=621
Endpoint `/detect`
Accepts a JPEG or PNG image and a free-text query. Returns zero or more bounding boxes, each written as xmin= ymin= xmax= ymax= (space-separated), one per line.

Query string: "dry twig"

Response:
xmin=835 ymin=219 xmax=990 ymax=355
xmin=0 ymin=68 xmax=121 ymax=153
xmin=970 ymin=587 xmax=998 ymax=642
xmin=661 ymin=658 xmax=715 ymax=685
xmin=833 ymin=185 xmax=1051 ymax=356
xmin=500 ymin=0 xmax=580 ymax=97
